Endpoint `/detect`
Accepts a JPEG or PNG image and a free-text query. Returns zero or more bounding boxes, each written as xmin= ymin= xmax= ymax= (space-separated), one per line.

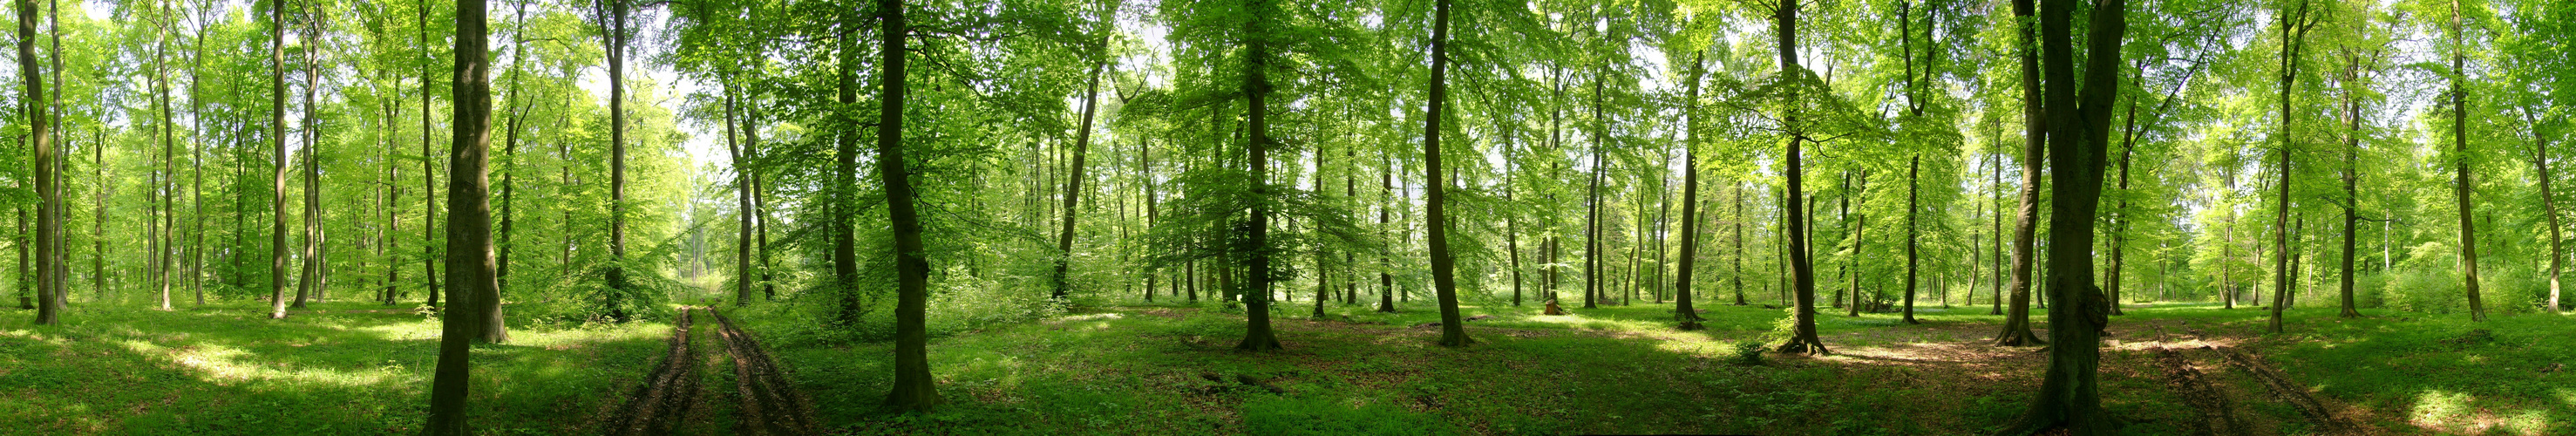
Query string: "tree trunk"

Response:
xmin=830 ymin=4 xmax=863 ymax=324
xmin=1771 ymin=0 xmax=1827 ymax=355
xmin=420 ymin=0 xmax=442 ymax=309
xmin=424 ymin=0 xmax=498 ymax=429
xmin=497 ymin=1 xmax=531 ymax=304
xmin=154 ymin=4 xmax=178 ymax=310
xmin=2450 ymin=2 xmax=2484 ymax=323
xmin=1992 ymin=0 xmax=2045 ymax=346
xmin=1904 ymin=156 xmax=1920 ymax=324
xmin=1053 ymin=62 xmax=1105 ymax=301
xmin=1377 ymin=150 xmax=1396 ymax=312
xmin=1235 ymin=0 xmax=1286 ymax=352
xmin=2338 ymin=54 xmax=2366 ymax=318
xmin=877 ymin=0 xmax=943 ymax=411
xmin=2270 ymin=1 xmax=2313 ymax=334
xmin=1997 ymin=0 xmax=2124 ymax=432
xmin=1845 ymin=170 xmax=1867 ymax=317
xmin=1675 ymin=52 xmax=1708 ymax=329
xmin=1422 ymin=0 xmax=1468 ymax=346
xmin=295 ymin=0 xmax=323 ymax=310
xmin=1733 ymin=182 xmax=1746 ymax=305
xmin=20 ymin=0 xmax=55 ymax=324
xmin=1584 ymin=65 xmax=1606 ymax=310
xmin=268 ymin=0 xmax=291 ymax=320
xmin=2530 ymin=113 xmax=2563 ymax=313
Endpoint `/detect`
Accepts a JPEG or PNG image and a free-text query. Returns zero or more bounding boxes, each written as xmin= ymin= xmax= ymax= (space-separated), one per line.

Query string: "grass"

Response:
xmin=740 ymin=298 xmax=2573 ymax=435
xmin=4 ymin=297 xmax=2566 ymax=434
xmin=0 ymin=301 xmax=668 ymax=434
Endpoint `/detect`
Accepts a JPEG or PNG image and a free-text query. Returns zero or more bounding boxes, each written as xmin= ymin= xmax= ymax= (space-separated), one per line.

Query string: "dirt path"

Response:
xmin=707 ymin=307 xmax=818 ymax=436
xmin=606 ymin=307 xmax=702 ymax=436
xmin=2217 ymin=346 xmax=2357 ymax=434
xmin=2151 ymin=345 xmax=2242 ymax=436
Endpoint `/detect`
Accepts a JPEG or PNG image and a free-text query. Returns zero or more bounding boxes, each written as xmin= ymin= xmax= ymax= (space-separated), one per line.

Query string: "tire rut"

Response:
xmin=2216 ymin=346 xmax=2353 ymax=434
xmin=707 ymin=307 xmax=818 ymax=436
xmin=2152 ymin=345 xmax=2241 ymax=436
xmin=606 ymin=307 xmax=702 ymax=436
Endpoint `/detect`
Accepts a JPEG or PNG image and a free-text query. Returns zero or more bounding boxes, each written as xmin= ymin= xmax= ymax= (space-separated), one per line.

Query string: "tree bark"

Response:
xmin=1236 ymin=0 xmax=1286 ymax=352
xmin=1771 ymin=0 xmax=1827 ymax=356
xmin=2270 ymin=1 xmax=2314 ymax=334
xmin=2450 ymin=1 xmax=2484 ymax=323
xmin=1996 ymin=0 xmax=2124 ymax=433
xmin=1421 ymin=0 xmax=1468 ymax=346
xmin=1992 ymin=0 xmax=2045 ymax=346
xmin=1675 ymin=52 xmax=1707 ymax=329
xmin=2528 ymin=112 xmax=2563 ymax=313
xmin=268 ymin=0 xmax=291 ymax=320
xmin=19 ymin=0 xmax=55 ymax=324
xmin=1053 ymin=61 xmax=1105 ymax=301
xmin=830 ymin=3 xmax=862 ymax=325
xmin=420 ymin=0 xmax=442 ymax=309
xmin=295 ymin=0 xmax=324 ymax=310
xmin=877 ymin=0 xmax=943 ymax=411
xmin=424 ymin=0 xmax=498 ymax=429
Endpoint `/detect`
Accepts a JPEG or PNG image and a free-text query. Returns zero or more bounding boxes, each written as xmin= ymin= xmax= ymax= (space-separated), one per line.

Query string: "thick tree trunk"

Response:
xmin=1236 ymin=0 xmax=1287 ymax=352
xmin=1053 ymin=62 xmax=1105 ymax=301
xmin=878 ymin=0 xmax=943 ymax=411
xmin=1997 ymin=0 xmax=2124 ymax=433
xmin=830 ymin=5 xmax=863 ymax=324
xmin=424 ymin=0 xmax=497 ymax=429
xmin=1422 ymin=0 xmax=1468 ymax=346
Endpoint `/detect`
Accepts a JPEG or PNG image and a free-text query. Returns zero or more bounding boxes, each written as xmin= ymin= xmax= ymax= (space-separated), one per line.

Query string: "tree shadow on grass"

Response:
xmin=0 ymin=301 xmax=669 ymax=434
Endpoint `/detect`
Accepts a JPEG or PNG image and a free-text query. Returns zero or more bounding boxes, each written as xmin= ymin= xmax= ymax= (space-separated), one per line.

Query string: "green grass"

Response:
xmin=0 ymin=301 xmax=669 ymax=435
xmin=6 ymin=298 xmax=2566 ymax=435
xmin=740 ymin=299 xmax=2573 ymax=435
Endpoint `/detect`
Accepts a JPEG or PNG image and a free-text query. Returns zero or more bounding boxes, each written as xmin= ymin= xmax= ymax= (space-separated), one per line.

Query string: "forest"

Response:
xmin=0 ymin=0 xmax=2571 ymax=433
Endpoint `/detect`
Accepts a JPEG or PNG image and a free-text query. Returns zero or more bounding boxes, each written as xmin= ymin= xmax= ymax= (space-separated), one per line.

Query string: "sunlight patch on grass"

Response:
xmin=354 ymin=320 xmax=443 ymax=342
xmin=1520 ymin=313 xmax=1664 ymax=331
xmin=143 ymin=341 xmax=414 ymax=388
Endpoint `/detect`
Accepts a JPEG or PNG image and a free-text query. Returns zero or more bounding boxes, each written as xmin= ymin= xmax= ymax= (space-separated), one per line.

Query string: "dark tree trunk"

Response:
xmin=1674 ymin=53 xmax=1707 ymax=329
xmin=2271 ymin=2 xmax=2314 ymax=334
xmin=1732 ymin=182 xmax=1746 ymax=306
xmin=20 ymin=0 xmax=54 ymax=324
xmin=1053 ymin=62 xmax=1105 ymax=301
xmin=2450 ymin=3 xmax=2484 ymax=323
xmin=1584 ymin=64 xmax=1606 ymax=310
xmin=1771 ymin=0 xmax=1827 ymax=355
xmin=1377 ymin=152 xmax=1396 ymax=313
xmin=425 ymin=0 xmax=498 ymax=429
xmin=2528 ymin=112 xmax=2563 ymax=313
xmin=1237 ymin=0 xmax=1286 ymax=351
xmin=1996 ymin=0 xmax=2124 ymax=433
xmin=602 ymin=0 xmax=631 ymax=321
xmin=1421 ymin=0 xmax=1468 ymax=346
xmin=1904 ymin=156 xmax=1920 ymax=324
xmin=726 ymin=78 xmax=751 ymax=306
xmin=420 ymin=0 xmax=442 ymax=309
xmin=2337 ymin=51 xmax=2369 ymax=318
xmin=877 ymin=0 xmax=943 ymax=411
xmin=295 ymin=0 xmax=323 ymax=310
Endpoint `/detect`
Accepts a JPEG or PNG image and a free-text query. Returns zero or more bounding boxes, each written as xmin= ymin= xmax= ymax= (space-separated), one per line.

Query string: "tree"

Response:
xmin=1673 ymin=51 xmax=1708 ymax=330
xmin=1053 ymin=58 xmax=1105 ymax=303
xmin=877 ymin=0 xmax=943 ymax=412
xmin=1995 ymin=0 xmax=2124 ymax=432
xmin=2270 ymin=0 xmax=2318 ymax=334
xmin=19 ymin=0 xmax=59 ymax=326
xmin=268 ymin=0 xmax=291 ymax=320
xmin=1991 ymin=0 xmax=2045 ymax=347
xmin=1421 ymin=0 xmax=1469 ymax=347
xmin=2447 ymin=0 xmax=2485 ymax=323
xmin=1771 ymin=0 xmax=1827 ymax=356
xmin=424 ymin=0 xmax=500 ymax=428
xmin=1234 ymin=0 xmax=1285 ymax=352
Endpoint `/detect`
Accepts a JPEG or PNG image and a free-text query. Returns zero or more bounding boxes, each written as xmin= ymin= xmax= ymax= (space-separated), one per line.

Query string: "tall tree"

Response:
xmin=424 ymin=0 xmax=499 ymax=428
xmin=1053 ymin=58 xmax=1105 ymax=302
xmin=2270 ymin=0 xmax=2317 ymax=334
xmin=19 ymin=0 xmax=58 ymax=325
xmin=2448 ymin=0 xmax=2485 ymax=323
xmin=1996 ymin=0 xmax=2124 ymax=432
xmin=1421 ymin=0 xmax=1468 ymax=347
xmin=268 ymin=0 xmax=292 ymax=320
xmin=877 ymin=0 xmax=943 ymax=411
xmin=1771 ymin=0 xmax=1827 ymax=356
xmin=1234 ymin=0 xmax=1285 ymax=352
xmin=1674 ymin=51 xmax=1708 ymax=330
xmin=1992 ymin=0 xmax=2045 ymax=347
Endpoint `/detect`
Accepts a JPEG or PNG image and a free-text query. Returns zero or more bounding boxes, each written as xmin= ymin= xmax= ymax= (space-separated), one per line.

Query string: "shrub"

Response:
xmin=1734 ymin=339 xmax=1767 ymax=365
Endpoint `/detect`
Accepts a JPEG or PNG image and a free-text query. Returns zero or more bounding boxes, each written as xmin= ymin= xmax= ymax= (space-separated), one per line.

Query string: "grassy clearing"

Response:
xmin=739 ymin=299 xmax=2572 ymax=435
xmin=0 ymin=301 xmax=668 ymax=434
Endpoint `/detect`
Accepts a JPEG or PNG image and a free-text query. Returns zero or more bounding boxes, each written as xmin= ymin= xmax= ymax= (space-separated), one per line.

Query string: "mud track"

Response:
xmin=707 ymin=307 xmax=817 ymax=436
xmin=2151 ymin=346 xmax=2240 ymax=436
xmin=607 ymin=307 xmax=701 ymax=436
xmin=2218 ymin=346 xmax=2351 ymax=434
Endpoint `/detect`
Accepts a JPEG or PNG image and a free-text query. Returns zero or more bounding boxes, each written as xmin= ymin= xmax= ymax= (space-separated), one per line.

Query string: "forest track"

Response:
xmin=707 ymin=307 xmax=818 ymax=436
xmin=2217 ymin=346 xmax=2355 ymax=434
xmin=605 ymin=307 xmax=702 ymax=436
xmin=2151 ymin=345 xmax=2242 ymax=436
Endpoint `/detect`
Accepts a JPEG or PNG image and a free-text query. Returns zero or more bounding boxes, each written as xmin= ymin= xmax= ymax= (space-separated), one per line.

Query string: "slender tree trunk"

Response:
xmin=1421 ymin=0 xmax=1468 ymax=346
xmin=2530 ymin=114 xmax=2563 ymax=313
xmin=2338 ymin=56 xmax=2366 ymax=318
xmin=1904 ymin=156 xmax=1920 ymax=324
xmin=2270 ymin=2 xmax=2313 ymax=334
xmin=830 ymin=3 xmax=862 ymax=324
xmin=1052 ymin=62 xmax=1105 ymax=301
xmin=19 ymin=0 xmax=54 ymax=322
xmin=1846 ymin=171 xmax=1867 ymax=317
xmin=425 ymin=0 xmax=500 ymax=428
xmin=1992 ymin=0 xmax=2046 ymax=346
xmin=1733 ymin=182 xmax=1746 ymax=305
xmin=1584 ymin=65 xmax=1606 ymax=310
xmin=2450 ymin=1 xmax=2484 ymax=323
xmin=1377 ymin=151 xmax=1396 ymax=312
xmin=268 ymin=0 xmax=291 ymax=320
xmin=155 ymin=4 xmax=178 ymax=310
xmin=1772 ymin=0 xmax=1826 ymax=355
xmin=496 ymin=1 xmax=531 ymax=303
xmin=420 ymin=0 xmax=442 ymax=309
xmin=1675 ymin=53 xmax=1707 ymax=329
xmin=295 ymin=0 xmax=324 ymax=310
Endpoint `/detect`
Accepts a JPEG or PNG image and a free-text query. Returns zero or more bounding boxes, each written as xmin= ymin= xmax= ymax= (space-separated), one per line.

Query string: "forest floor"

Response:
xmin=728 ymin=298 xmax=2575 ymax=436
xmin=3 ymin=298 xmax=2568 ymax=435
